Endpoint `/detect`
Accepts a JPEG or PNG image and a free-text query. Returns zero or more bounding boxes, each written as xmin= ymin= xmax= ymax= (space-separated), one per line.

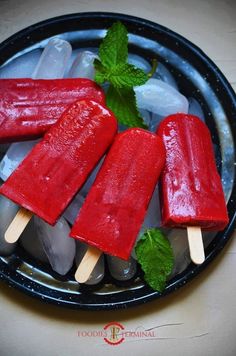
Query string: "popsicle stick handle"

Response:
xmin=5 ymin=208 xmax=33 ymax=243
xmin=187 ymin=226 xmax=205 ymax=265
xmin=75 ymin=246 xmax=102 ymax=283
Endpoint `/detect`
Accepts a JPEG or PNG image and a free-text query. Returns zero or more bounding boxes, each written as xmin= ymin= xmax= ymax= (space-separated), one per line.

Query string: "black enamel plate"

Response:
xmin=0 ymin=12 xmax=235 ymax=310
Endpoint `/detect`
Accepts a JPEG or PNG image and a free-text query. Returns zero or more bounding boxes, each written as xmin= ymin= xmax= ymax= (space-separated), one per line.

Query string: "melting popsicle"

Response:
xmin=71 ymin=128 xmax=165 ymax=283
xmin=0 ymin=78 xmax=105 ymax=142
xmin=0 ymin=99 xmax=117 ymax=241
xmin=157 ymin=113 xmax=229 ymax=264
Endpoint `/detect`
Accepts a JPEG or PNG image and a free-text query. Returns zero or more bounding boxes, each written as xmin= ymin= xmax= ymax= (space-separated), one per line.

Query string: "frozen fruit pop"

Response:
xmin=71 ymin=128 xmax=165 ymax=282
xmin=0 ymin=38 xmax=72 ymax=257
xmin=0 ymin=99 xmax=117 ymax=242
xmin=157 ymin=113 xmax=229 ymax=263
xmin=0 ymin=78 xmax=105 ymax=143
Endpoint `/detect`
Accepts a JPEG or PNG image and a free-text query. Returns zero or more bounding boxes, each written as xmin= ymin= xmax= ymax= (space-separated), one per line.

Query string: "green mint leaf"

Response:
xmin=95 ymin=21 xmax=151 ymax=128
xmin=135 ymin=229 xmax=174 ymax=292
xmin=99 ymin=21 xmax=128 ymax=69
xmin=106 ymin=85 xmax=147 ymax=128
xmin=94 ymin=59 xmax=107 ymax=84
xmin=107 ymin=63 xmax=148 ymax=88
xmin=95 ymin=61 xmax=148 ymax=88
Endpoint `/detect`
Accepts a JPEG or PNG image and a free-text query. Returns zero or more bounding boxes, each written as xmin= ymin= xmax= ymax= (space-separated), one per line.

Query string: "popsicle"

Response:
xmin=71 ymin=128 xmax=165 ymax=283
xmin=0 ymin=38 xmax=73 ymax=257
xmin=0 ymin=78 xmax=105 ymax=142
xmin=0 ymin=38 xmax=73 ymax=179
xmin=157 ymin=113 xmax=229 ymax=264
xmin=0 ymin=99 xmax=117 ymax=242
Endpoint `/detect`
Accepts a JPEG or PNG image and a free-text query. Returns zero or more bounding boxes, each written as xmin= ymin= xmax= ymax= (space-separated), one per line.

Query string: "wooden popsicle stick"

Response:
xmin=5 ymin=207 xmax=33 ymax=243
xmin=187 ymin=226 xmax=205 ymax=265
xmin=75 ymin=245 xmax=102 ymax=283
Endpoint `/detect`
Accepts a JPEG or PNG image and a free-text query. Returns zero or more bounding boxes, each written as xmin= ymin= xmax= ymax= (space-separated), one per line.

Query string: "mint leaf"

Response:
xmin=107 ymin=63 xmax=148 ymax=88
xmin=99 ymin=21 xmax=128 ymax=68
xmin=95 ymin=61 xmax=148 ymax=88
xmin=94 ymin=21 xmax=149 ymax=128
xmin=135 ymin=229 xmax=174 ymax=292
xmin=94 ymin=59 xmax=107 ymax=84
xmin=106 ymin=85 xmax=147 ymax=128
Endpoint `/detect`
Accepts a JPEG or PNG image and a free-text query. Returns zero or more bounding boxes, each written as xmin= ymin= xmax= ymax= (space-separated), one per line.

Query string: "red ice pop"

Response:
xmin=157 ymin=113 xmax=228 ymax=229
xmin=0 ymin=100 xmax=117 ymax=233
xmin=157 ymin=114 xmax=229 ymax=263
xmin=0 ymin=78 xmax=105 ymax=142
xmin=71 ymin=128 xmax=166 ymax=263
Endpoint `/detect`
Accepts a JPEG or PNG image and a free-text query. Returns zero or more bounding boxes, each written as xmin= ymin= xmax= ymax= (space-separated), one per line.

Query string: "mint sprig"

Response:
xmin=98 ymin=21 xmax=128 ymax=68
xmin=106 ymin=85 xmax=147 ymax=128
xmin=95 ymin=61 xmax=148 ymax=88
xmin=135 ymin=228 xmax=174 ymax=292
xmin=94 ymin=21 xmax=148 ymax=127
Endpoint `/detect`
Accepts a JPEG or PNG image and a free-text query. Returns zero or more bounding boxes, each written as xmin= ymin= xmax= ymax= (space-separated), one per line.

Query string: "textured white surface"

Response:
xmin=0 ymin=1 xmax=235 ymax=355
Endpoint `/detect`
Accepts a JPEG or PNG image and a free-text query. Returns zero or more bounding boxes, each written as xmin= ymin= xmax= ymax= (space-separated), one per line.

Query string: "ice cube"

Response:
xmin=0 ymin=49 xmax=42 ymax=78
xmin=106 ymin=255 xmax=137 ymax=281
xmin=154 ymin=62 xmax=179 ymax=90
xmin=0 ymin=195 xmax=19 ymax=255
xmin=68 ymin=50 xmax=98 ymax=79
xmin=167 ymin=228 xmax=191 ymax=276
xmin=188 ymin=97 xmax=205 ymax=121
xmin=139 ymin=109 xmax=152 ymax=127
xmin=0 ymin=140 xmax=39 ymax=181
xmin=135 ymin=78 xmax=189 ymax=116
xmin=34 ymin=216 xmax=76 ymax=275
xmin=64 ymin=47 xmax=98 ymax=77
xmin=149 ymin=113 xmax=164 ymax=132
xmin=63 ymin=193 xmax=84 ymax=225
xmin=64 ymin=48 xmax=82 ymax=77
xmin=141 ymin=184 xmax=161 ymax=232
xmin=75 ymin=241 xmax=104 ymax=285
xmin=132 ymin=184 xmax=161 ymax=259
xmin=32 ymin=38 xmax=72 ymax=79
xmin=128 ymin=54 xmax=151 ymax=73
xmin=20 ymin=219 xmax=48 ymax=263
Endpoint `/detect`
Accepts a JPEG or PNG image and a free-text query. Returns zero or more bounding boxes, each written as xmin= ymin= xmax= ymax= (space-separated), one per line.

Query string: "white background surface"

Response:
xmin=0 ymin=1 xmax=235 ymax=355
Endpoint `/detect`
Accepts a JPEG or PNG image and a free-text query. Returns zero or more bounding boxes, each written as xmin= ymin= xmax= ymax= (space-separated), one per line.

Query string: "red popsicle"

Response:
xmin=157 ymin=114 xmax=229 ymax=263
xmin=0 ymin=100 xmax=117 ymax=235
xmin=0 ymin=78 xmax=105 ymax=143
xmin=71 ymin=128 xmax=165 ymax=265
